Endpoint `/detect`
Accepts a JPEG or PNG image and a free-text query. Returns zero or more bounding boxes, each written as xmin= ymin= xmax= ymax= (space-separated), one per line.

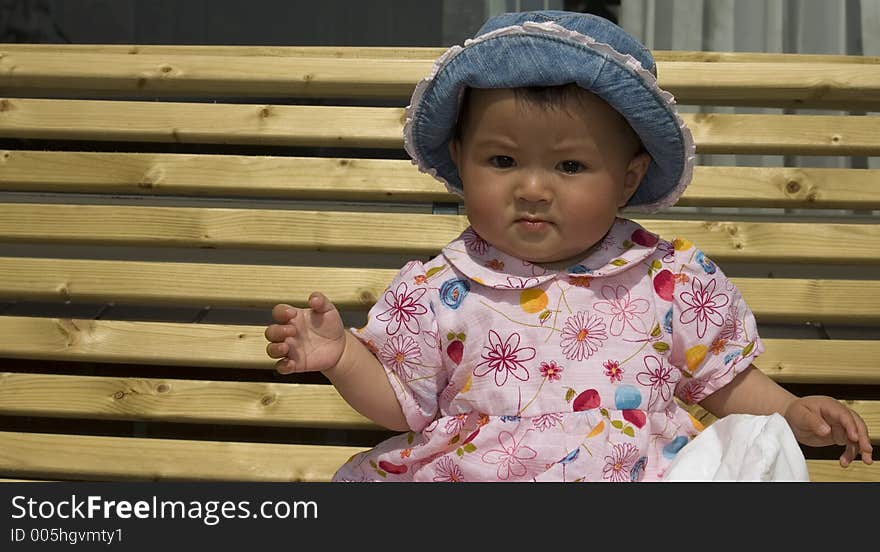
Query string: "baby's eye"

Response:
xmin=557 ymin=160 xmax=585 ymax=174
xmin=489 ymin=155 xmax=516 ymax=168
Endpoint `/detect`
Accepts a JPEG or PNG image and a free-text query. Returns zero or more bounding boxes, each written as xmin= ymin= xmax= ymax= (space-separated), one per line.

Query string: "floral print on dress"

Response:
xmin=375 ymin=281 xmax=428 ymax=335
xmin=474 ymin=330 xmax=535 ymax=386
xmin=335 ymin=218 xmax=764 ymax=482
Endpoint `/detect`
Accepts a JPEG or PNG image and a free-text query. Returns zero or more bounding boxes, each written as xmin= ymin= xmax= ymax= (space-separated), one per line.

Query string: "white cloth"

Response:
xmin=662 ymin=413 xmax=810 ymax=481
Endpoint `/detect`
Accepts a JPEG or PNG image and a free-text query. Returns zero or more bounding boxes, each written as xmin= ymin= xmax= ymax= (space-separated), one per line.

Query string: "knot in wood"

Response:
xmin=113 ymin=391 xmax=125 ymax=400
xmin=156 ymin=383 xmax=170 ymax=394
xmin=785 ymin=180 xmax=801 ymax=194
xmin=261 ymin=394 xmax=275 ymax=406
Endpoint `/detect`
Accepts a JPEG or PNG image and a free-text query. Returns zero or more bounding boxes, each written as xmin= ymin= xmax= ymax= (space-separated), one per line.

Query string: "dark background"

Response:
xmin=0 ymin=0 xmax=621 ymax=46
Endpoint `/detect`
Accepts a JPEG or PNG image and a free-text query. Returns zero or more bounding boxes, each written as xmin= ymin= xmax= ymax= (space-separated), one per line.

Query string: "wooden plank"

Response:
xmin=2 ymin=151 xmax=879 ymax=210
xmin=0 ymin=151 xmax=453 ymax=202
xmin=1 ymin=98 xmax=879 ymax=155
xmin=0 ymin=317 xmax=278 ymax=369
xmin=658 ymin=62 xmax=880 ymax=110
xmin=0 ymin=373 xmax=377 ymax=429
xmin=682 ymin=166 xmax=880 ymax=210
xmin=807 ymin=460 xmax=880 ymax=482
xmin=0 ymin=430 xmax=360 ymax=481
xmin=0 ymin=98 xmax=403 ymax=149
xmin=0 ymin=258 xmax=878 ymax=324
xmin=0 ymin=51 xmax=429 ymax=99
xmin=1 ymin=372 xmax=876 ymax=440
xmin=754 ymin=339 xmax=880 ymax=385
xmin=0 ymin=204 xmax=470 ymax=256
xmin=682 ymin=112 xmax=880 ymax=156
xmin=0 ymin=257 xmax=398 ymax=310
xmin=3 ymin=51 xmax=878 ymax=109
xmin=4 ymin=204 xmax=880 ymax=264
xmin=4 ymin=44 xmax=879 ymax=64
xmin=1 ymin=318 xmax=877 ymax=385
xmin=0 ymin=431 xmax=875 ymax=482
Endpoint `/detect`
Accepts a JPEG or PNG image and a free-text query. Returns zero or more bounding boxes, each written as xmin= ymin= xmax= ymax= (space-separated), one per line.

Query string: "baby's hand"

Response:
xmin=264 ymin=292 xmax=347 ymax=375
xmin=783 ymin=395 xmax=873 ymax=467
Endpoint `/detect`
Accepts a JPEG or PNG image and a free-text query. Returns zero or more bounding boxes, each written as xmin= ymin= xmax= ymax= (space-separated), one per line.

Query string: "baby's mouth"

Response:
xmin=515 ymin=217 xmax=551 ymax=231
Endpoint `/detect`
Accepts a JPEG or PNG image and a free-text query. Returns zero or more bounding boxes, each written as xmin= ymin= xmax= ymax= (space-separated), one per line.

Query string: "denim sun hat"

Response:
xmin=403 ymin=10 xmax=695 ymax=213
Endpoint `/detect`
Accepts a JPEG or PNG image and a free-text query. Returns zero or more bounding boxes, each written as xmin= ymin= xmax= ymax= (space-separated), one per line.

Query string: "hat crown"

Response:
xmin=475 ymin=10 xmax=655 ymax=75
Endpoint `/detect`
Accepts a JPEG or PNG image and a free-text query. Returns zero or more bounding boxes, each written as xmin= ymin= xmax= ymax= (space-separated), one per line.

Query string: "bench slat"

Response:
xmin=1 ymin=373 xmax=876 ymax=440
xmin=0 ymin=151 xmax=453 ymax=202
xmin=0 ymin=99 xmax=403 ymax=149
xmin=3 ymin=50 xmax=879 ymax=109
xmin=0 ymin=373 xmax=377 ymax=429
xmin=2 ymin=151 xmax=878 ymax=210
xmin=0 ymin=317 xmax=877 ymax=384
xmin=3 ymin=44 xmax=879 ymax=63
xmin=0 ymin=258 xmax=878 ymax=324
xmin=0 ymin=430 xmax=359 ymax=481
xmin=2 ymin=98 xmax=879 ymax=155
xmin=0 ymin=431 xmax=874 ymax=482
xmin=2 ymin=203 xmax=880 ymax=264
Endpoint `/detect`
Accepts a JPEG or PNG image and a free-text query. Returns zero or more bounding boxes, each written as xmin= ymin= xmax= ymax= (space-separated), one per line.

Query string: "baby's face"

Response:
xmin=449 ymin=87 xmax=650 ymax=268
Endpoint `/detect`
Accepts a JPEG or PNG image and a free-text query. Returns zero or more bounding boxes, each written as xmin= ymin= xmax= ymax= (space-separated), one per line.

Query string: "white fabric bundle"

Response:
xmin=662 ymin=413 xmax=810 ymax=482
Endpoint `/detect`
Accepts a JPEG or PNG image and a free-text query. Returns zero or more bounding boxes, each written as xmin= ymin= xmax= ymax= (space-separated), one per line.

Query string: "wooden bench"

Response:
xmin=0 ymin=44 xmax=878 ymax=482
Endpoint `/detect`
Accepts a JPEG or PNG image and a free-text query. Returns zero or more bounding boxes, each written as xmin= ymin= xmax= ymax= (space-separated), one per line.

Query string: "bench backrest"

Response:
xmin=0 ymin=45 xmax=878 ymax=481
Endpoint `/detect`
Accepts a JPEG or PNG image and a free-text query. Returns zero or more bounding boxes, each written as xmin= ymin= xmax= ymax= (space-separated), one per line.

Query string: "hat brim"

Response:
xmin=404 ymin=21 xmax=695 ymax=213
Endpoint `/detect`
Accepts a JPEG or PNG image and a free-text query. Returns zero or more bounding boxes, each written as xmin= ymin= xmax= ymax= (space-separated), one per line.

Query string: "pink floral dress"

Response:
xmin=332 ymin=217 xmax=764 ymax=482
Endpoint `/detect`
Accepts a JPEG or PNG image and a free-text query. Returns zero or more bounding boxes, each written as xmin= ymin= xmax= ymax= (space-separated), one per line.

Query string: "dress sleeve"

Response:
xmin=658 ymin=238 xmax=765 ymax=404
xmin=349 ymin=259 xmax=445 ymax=432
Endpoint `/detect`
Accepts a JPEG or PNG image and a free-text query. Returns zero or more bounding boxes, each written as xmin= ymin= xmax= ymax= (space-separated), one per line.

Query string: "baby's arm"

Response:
xmin=699 ymin=364 xmax=873 ymax=466
xmin=264 ymin=293 xmax=409 ymax=432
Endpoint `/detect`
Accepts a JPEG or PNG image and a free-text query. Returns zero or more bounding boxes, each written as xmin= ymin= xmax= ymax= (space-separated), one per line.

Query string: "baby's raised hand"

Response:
xmin=783 ymin=395 xmax=873 ymax=467
xmin=264 ymin=293 xmax=347 ymax=375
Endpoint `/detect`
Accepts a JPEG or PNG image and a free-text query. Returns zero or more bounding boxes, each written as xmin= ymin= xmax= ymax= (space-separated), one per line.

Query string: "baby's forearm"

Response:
xmin=322 ymin=331 xmax=410 ymax=432
xmin=698 ymin=364 xmax=797 ymax=419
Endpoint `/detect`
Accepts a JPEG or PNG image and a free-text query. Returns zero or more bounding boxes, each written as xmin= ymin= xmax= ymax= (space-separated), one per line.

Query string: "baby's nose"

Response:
xmin=515 ymin=170 xmax=552 ymax=203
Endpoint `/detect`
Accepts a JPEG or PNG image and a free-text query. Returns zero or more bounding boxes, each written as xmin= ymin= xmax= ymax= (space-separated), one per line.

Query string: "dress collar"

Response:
xmin=440 ymin=218 xmax=659 ymax=289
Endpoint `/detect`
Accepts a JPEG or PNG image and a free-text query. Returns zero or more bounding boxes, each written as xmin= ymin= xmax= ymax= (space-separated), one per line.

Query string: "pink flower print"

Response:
xmin=462 ymin=228 xmax=489 ymax=256
xmin=378 ymin=335 xmax=422 ymax=379
xmin=603 ymin=359 xmax=623 ymax=383
xmin=593 ymin=285 xmax=649 ymax=336
xmin=375 ymin=281 xmax=428 ymax=335
xmin=422 ymin=329 xmax=440 ymax=351
xmin=539 ymin=360 xmax=564 ymax=381
xmin=602 ymin=442 xmax=640 ymax=482
xmin=474 ymin=330 xmax=535 ymax=386
xmin=658 ymin=241 xmax=675 ymax=263
xmin=679 ymin=277 xmax=730 ymax=339
xmin=599 ymin=233 xmax=616 ymax=251
xmin=560 ymin=312 xmax=607 ymax=361
xmin=433 ymin=456 xmax=465 ymax=482
xmin=481 ymin=430 xmax=538 ymax=480
xmin=636 ymin=355 xmax=675 ymax=408
xmin=679 ymin=379 xmax=707 ymax=404
xmin=501 ymin=277 xmax=541 ymax=289
xmin=533 ymin=412 xmax=563 ymax=432
xmin=444 ymin=413 xmax=468 ymax=434
xmin=720 ymin=305 xmax=744 ymax=341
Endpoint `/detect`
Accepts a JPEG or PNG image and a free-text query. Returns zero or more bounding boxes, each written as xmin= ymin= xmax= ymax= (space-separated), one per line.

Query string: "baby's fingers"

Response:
xmin=264 ymin=322 xmax=295 ymax=344
xmin=308 ymin=292 xmax=336 ymax=314
xmin=271 ymin=303 xmax=298 ymax=324
xmin=265 ymin=338 xmax=291 ymax=359
xmin=851 ymin=411 xmax=873 ymax=465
